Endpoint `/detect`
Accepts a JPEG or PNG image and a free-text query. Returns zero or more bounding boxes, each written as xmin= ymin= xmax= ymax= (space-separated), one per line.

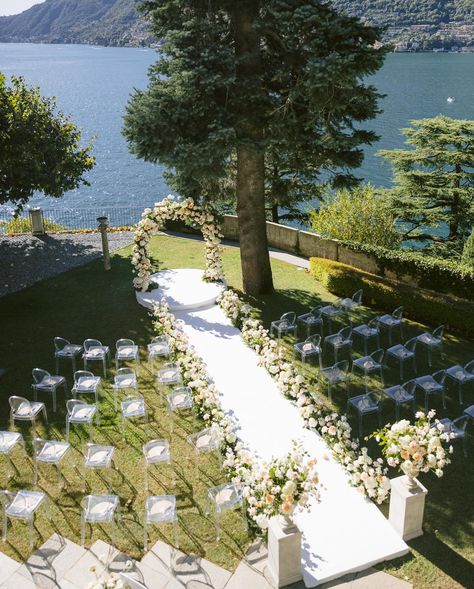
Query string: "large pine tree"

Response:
xmin=123 ymin=0 xmax=386 ymax=295
xmin=380 ymin=116 xmax=474 ymax=255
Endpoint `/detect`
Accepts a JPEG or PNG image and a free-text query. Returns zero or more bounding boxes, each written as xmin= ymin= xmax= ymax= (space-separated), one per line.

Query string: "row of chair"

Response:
xmin=54 ymin=336 xmax=171 ymax=377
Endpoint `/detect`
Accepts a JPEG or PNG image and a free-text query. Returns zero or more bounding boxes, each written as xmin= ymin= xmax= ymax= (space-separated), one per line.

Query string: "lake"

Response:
xmin=1 ymin=43 xmax=473 ymax=214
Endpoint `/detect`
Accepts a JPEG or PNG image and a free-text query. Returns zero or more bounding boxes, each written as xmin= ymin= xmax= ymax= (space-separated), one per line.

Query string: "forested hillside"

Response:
xmin=0 ymin=0 xmax=152 ymax=47
xmin=0 ymin=0 xmax=472 ymax=48
xmin=333 ymin=0 xmax=474 ymax=49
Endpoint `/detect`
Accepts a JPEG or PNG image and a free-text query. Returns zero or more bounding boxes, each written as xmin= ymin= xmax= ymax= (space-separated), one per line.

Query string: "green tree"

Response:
xmin=379 ymin=116 xmax=474 ymax=255
xmin=0 ymin=74 xmax=95 ymax=212
xmin=123 ymin=0 xmax=386 ymax=295
xmin=462 ymin=227 xmax=474 ymax=267
xmin=310 ymin=184 xmax=399 ymax=247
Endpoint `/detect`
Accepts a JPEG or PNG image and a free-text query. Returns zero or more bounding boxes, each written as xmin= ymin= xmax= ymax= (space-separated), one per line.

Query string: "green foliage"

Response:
xmin=310 ymin=184 xmax=399 ymax=248
xmin=0 ymin=216 xmax=66 ymax=235
xmin=379 ymin=116 xmax=474 ymax=255
xmin=0 ymin=74 xmax=95 ymax=212
xmin=337 ymin=240 xmax=474 ymax=300
xmin=309 ymin=256 xmax=474 ymax=336
xmin=461 ymin=227 xmax=474 ymax=266
xmin=124 ymin=0 xmax=387 ymax=206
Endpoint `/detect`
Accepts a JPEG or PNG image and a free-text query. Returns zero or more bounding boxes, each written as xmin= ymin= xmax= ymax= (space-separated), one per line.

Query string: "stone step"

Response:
xmin=0 ymin=553 xmax=21 ymax=586
xmin=142 ymin=540 xmax=232 ymax=589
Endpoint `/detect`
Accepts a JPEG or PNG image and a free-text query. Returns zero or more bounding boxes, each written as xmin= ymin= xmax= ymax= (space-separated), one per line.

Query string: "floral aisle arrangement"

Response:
xmin=151 ymin=300 xmax=320 ymax=531
xmin=242 ymin=442 xmax=320 ymax=530
xmin=372 ymin=410 xmax=454 ymax=490
xmin=132 ymin=196 xmax=224 ymax=291
xmin=217 ymin=289 xmax=391 ymax=504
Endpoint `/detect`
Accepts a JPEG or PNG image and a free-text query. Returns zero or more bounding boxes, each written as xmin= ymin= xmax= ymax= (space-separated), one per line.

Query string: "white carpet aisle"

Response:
xmin=174 ymin=304 xmax=409 ymax=587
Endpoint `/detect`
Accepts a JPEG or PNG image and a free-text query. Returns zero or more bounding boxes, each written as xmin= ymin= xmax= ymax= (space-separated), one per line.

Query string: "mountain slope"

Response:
xmin=0 ymin=0 xmax=152 ymax=47
xmin=332 ymin=0 xmax=474 ymax=49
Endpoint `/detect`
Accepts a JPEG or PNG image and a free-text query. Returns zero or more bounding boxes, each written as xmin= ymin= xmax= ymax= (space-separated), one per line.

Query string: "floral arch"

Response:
xmin=132 ymin=196 xmax=224 ymax=291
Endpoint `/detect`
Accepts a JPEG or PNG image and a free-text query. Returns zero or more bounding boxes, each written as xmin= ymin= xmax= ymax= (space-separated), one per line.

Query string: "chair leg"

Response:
xmin=53 ymin=390 xmax=57 ymax=413
xmin=395 ymin=403 xmax=400 ymax=421
xmin=173 ymin=519 xmax=179 ymax=549
xmin=72 ymin=355 xmax=76 ymax=375
xmin=144 ymin=518 xmax=148 ymax=552
xmin=81 ymin=515 xmax=86 ymax=546
xmin=55 ymin=357 xmax=59 ymax=375
xmin=358 ymin=414 xmax=363 ymax=439
xmin=29 ymin=518 xmax=34 ymax=551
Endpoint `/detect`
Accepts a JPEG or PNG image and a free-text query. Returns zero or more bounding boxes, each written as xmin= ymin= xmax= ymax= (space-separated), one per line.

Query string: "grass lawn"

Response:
xmin=0 ymin=232 xmax=473 ymax=588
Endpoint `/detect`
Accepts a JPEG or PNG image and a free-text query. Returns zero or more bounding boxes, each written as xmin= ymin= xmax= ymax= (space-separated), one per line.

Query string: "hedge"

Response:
xmin=309 ymin=257 xmax=474 ymax=337
xmin=338 ymin=241 xmax=474 ymax=301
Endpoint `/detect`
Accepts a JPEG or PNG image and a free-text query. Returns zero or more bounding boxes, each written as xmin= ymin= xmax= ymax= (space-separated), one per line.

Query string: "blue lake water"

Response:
xmin=1 ymin=44 xmax=473 ymax=213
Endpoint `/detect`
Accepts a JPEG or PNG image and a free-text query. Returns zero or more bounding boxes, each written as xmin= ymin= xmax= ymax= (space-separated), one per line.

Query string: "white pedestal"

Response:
xmin=389 ymin=475 xmax=428 ymax=541
xmin=266 ymin=516 xmax=303 ymax=588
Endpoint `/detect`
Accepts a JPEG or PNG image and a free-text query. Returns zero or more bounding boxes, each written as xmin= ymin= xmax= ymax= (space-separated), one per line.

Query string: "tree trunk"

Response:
xmin=231 ymin=2 xmax=274 ymax=295
xmin=449 ymin=161 xmax=461 ymax=244
xmin=271 ymin=204 xmax=279 ymax=223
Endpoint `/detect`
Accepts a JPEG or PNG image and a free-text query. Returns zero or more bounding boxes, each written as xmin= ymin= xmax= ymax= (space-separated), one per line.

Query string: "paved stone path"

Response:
xmin=0 ymin=535 xmax=412 ymax=589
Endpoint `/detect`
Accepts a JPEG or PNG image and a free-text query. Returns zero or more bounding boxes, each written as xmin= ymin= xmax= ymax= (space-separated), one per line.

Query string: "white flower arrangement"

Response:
xmin=217 ymin=289 xmax=391 ymax=504
xmin=132 ymin=196 xmax=224 ymax=291
xmin=85 ymin=557 xmax=133 ymax=588
xmin=372 ymin=410 xmax=454 ymax=481
xmin=151 ymin=300 xmax=320 ymax=531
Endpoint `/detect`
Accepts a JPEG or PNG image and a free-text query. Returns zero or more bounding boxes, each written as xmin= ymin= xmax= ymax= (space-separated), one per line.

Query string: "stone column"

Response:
xmin=266 ymin=516 xmax=303 ymax=588
xmin=389 ymin=475 xmax=428 ymax=541
xmin=97 ymin=216 xmax=111 ymax=271
xmin=29 ymin=207 xmax=45 ymax=235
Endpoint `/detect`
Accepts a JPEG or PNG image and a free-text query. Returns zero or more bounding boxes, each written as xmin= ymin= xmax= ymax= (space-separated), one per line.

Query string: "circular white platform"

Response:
xmin=136 ymin=268 xmax=227 ymax=311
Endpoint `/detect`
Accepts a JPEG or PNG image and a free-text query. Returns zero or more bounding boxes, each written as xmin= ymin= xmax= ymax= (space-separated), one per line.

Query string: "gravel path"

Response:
xmin=0 ymin=231 xmax=134 ymax=298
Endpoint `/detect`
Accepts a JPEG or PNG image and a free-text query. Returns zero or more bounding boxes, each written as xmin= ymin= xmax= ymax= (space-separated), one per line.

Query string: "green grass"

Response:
xmin=0 ymin=233 xmax=473 ymax=589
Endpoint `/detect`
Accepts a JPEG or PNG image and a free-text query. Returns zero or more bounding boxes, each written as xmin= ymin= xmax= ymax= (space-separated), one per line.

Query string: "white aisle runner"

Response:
xmin=175 ymin=304 xmax=408 ymax=587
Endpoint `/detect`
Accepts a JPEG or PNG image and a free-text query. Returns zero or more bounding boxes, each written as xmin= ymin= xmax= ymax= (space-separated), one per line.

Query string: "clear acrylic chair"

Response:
xmin=464 ymin=404 xmax=474 ymax=422
xmin=382 ymin=380 xmax=417 ymax=420
xmin=294 ymin=334 xmax=323 ymax=373
xmin=66 ymin=399 xmax=98 ymax=443
xmin=54 ymin=337 xmax=83 ymax=377
xmin=1 ymin=490 xmax=49 ymax=550
xmin=377 ymin=306 xmax=404 ymax=345
xmin=148 ymin=336 xmax=170 ymax=364
xmin=121 ymin=393 xmax=147 ymax=439
xmin=167 ymin=387 xmax=194 ymax=433
xmin=341 ymin=289 xmax=363 ymax=312
xmin=84 ymin=443 xmax=116 ymax=492
xmin=157 ymin=363 xmax=182 ymax=394
xmin=297 ymin=307 xmax=324 ymax=339
xmin=143 ymin=439 xmax=174 ymax=492
xmin=9 ymin=396 xmax=48 ymax=432
xmin=33 ymin=438 xmax=71 ymax=487
xmin=386 ymin=337 xmax=418 ymax=381
xmin=113 ymin=367 xmax=138 ymax=410
xmin=415 ymin=370 xmax=447 ymax=412
xmin=353 ymin=318 xmax=381 ymax=355
xmin=83 ymin=339 xmax=110 ymax=377
xmin=144 ymin=495 xmax=179 ymax=551
xmin=115 ymin=338 xmax=140 ymax=370
xmin=417 ymin=325 xmax=445 ymax=367
xmin=270 ymin=312 xmax=297 ymax=340
xmin=352 ymin=349 xmax=384 ymax=390
xmin=187 ymin=427 xmax=221 ymax=479
xmin=72 ymin=370 xmax=102 ymax=405
xmin=0 ymin=431 xmax=24 ymax=482
xmin=347 ymin=391 xmax=383 ymax=439
xmin=436 ymin=416 xmax=469 ymax=458
xmin=81 ymin=494 xmax=119 ymax=547
xmin=207 ymin=482 xmax=245 ymax=541
xmin=31 ymin=368 xmax=67 ymax=413
xmin=324 ymin=326 xmax=353 ymax=364
xmin=120 ymin=573 xmax=147 ymax=589
xmin=320 ymin=360 xmax=350 ymax=402
xmin=320 ymin=300 xmax=343 ymax=334
xmin=446 ymin=360 xmax=474 ymax=405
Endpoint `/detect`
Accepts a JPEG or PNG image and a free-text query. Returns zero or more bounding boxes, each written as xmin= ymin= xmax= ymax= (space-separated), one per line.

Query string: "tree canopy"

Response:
xmin=311 ymin=184 xmax=400 ymax=247
xmin=0 ymin=73 xmax=95 ymax=211
xmin=123 ymin=0 xmax=386 ymax=294
xmin=379 ymin=116 xmax=474 ymax=256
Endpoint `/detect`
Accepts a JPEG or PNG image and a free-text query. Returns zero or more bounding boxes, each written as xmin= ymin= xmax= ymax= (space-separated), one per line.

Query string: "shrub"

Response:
xmin=310 ymin=185 xmax=400 ymax=248
xmin=338 ymin=240 xmax=474 ymax=301
xmin=0 ymin=217 xmax=66 ymax=235
xmin=309 ymin=257 xmax=474 ymax=337
xmin=461 ymin=229 xmax=474 ymax=268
